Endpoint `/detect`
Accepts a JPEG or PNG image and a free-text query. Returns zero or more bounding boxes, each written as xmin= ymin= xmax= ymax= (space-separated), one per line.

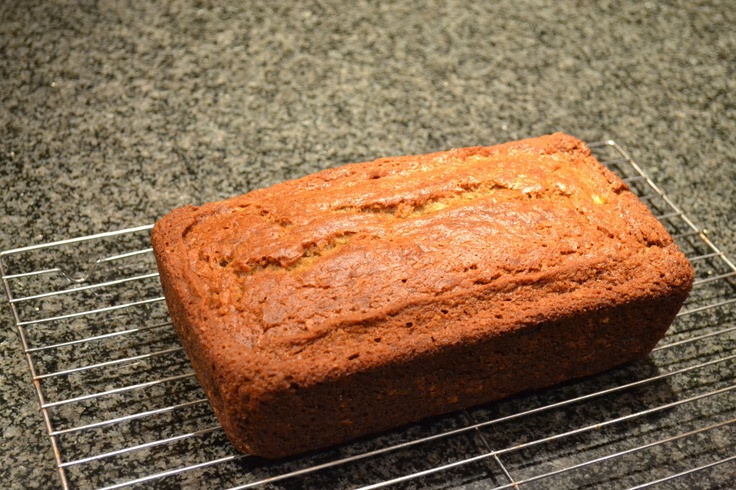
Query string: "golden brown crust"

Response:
xmin=152 ymin=133 xmax=694 ymax=458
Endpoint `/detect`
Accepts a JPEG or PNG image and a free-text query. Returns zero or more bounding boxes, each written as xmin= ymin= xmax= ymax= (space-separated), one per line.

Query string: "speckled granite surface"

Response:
xmin=1 ymin=1 xmax=734 ymax=488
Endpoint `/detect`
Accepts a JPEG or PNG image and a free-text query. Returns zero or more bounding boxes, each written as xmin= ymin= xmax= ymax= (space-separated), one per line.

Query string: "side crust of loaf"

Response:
xmin=152 ymin=133 xmax=694 ymax=458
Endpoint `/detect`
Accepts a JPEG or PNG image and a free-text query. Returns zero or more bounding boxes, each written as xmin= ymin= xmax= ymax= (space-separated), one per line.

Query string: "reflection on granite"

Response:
xmin=1 ymin=1 xmax=734 ymax=488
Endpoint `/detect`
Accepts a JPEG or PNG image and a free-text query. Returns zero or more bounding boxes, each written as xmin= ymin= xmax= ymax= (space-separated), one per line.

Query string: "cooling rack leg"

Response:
xmin=1 ymin=260 xmax=71 ymax=490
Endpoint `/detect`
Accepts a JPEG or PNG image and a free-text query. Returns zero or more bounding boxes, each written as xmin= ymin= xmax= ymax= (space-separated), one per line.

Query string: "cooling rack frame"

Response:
xmin=2 ymin=140 xmax=734 ymax=489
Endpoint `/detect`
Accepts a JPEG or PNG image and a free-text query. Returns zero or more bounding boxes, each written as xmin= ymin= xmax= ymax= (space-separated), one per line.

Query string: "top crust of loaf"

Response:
xmin=152 ymin=133 xmax=693 ymax=411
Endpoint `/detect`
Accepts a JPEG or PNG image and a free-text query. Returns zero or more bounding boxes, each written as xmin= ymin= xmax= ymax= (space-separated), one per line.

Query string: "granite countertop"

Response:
xmin=1 ymin=1 xmax=734 ymax=488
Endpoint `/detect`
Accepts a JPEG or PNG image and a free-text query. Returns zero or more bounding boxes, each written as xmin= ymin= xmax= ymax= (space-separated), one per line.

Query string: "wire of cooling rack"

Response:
xmin=2 ymin=141 xmax=734 ymax=489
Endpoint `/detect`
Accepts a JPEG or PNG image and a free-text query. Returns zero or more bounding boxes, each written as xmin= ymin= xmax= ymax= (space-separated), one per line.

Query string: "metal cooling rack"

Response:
xmin=2 ymin=141 xmax=735 ymax=489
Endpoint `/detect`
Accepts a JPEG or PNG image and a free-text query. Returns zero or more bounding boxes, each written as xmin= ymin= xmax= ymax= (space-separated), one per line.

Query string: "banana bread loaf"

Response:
xmin=152 ymin=133 xmax=693 ymax=458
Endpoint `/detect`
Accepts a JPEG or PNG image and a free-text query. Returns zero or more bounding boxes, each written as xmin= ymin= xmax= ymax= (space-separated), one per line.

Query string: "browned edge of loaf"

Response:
xmin=151 ymin=133 xmax=694 ymax=458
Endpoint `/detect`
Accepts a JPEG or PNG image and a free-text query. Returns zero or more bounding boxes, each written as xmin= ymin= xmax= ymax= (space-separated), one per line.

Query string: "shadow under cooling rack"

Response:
xmin=2 ymin=140 xmax=735 ymax=489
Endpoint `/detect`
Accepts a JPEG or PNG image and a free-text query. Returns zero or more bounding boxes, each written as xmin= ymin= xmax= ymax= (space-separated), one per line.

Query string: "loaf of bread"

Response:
xmin=152 ymin=133 xmax=693 ymax=458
